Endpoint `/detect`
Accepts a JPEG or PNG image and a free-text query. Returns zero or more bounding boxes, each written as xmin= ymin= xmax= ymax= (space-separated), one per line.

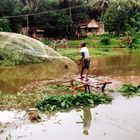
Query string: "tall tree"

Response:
xmin=0 ymin=0 xmax=23 ymax=16
xmin=103 ymin=0 xmax=140 ymax=34
xmin=89 ymin=0 xmax=109 ymax=20
xmin=103 ymin=1 xmax=129 ymax=34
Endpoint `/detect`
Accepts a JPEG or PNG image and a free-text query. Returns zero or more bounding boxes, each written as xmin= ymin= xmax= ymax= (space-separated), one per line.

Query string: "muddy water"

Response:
xmin=1 ymin=94 xmax=140 ymax=140
xmin=0 ymin=60 xmax=77 ymax=93
xmin=0 ymin=49 xmax=139 ymax=93
xmin=90 ymin=50 xmax=140 ymax=84
xmin=0 ymin=49 xmax=140 ymax=140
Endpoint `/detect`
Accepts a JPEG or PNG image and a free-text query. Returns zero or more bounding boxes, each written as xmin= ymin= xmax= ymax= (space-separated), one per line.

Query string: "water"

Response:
xmin=0 ymin=49 xmax=139 ymax=93
xmin=0 ymin=62 xmax=77 ymax=93
xmin=0 ymin=32 xmax=78 ymax=93
xmin=90 ymin=50 xmax=140 ymax=84
xmin=0 ymin=36 xmax=140 ymax=140
xmin=1 ymin=95 xmax=140 ymax=140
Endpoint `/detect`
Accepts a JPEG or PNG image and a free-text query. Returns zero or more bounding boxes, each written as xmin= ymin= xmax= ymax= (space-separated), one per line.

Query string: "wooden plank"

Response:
xmin=70 ymin=76 xmax=112 ymax=93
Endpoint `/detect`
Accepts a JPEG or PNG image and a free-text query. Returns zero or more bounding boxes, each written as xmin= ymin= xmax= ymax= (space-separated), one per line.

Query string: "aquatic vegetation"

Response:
xmin=0 ymin=91 xmax=47 ymax=110
xmin=53 ymin=82 xmax=79 ymax=92
xmin=36 ymin=92 xmax=112 ymax=112
xmin=53 ymin=84 xmax=71 ymax=92
xmin=119 ymin=84 xmax=140 ymax=96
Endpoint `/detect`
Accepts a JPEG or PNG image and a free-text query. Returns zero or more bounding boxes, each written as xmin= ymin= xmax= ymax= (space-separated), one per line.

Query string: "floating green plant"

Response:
xmin=36 ymin=92 xmax=112 ymax=112
xmin=119 ymin=84 xmax=140 ymax=96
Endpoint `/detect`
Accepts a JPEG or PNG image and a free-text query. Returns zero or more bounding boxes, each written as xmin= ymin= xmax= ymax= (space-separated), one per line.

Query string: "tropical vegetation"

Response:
xmin=0 ymin=0 xmax=139 ymax=67
xmin=0 ymin=0 xmax=139 ymax=38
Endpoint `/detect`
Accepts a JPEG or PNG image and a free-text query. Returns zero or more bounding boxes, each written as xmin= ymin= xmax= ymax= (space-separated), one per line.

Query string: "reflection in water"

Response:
xmin=76 ymin=107 xmax=92 ymax=135
xmin=81 ymin=107 xmax=92 ymax=135
xmin=1 ymin=95 xmax=140 ymax=140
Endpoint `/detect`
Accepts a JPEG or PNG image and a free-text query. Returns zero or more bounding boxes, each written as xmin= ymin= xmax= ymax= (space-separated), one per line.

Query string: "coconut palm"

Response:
xmin=89 ymin=0 xmax=109 ymax=20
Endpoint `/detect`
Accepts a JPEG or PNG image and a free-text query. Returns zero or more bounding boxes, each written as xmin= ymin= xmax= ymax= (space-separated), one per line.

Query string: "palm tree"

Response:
xmin=89 ymin=0 xmax=109 ymax=21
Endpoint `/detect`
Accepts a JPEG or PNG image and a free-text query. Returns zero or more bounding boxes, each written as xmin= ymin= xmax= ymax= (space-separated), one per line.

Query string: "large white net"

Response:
xmin=0 ymin=32 xmax=78 ymax=79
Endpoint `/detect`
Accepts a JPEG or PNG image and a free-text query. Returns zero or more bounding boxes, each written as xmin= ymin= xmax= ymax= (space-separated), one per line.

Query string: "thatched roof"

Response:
xmin=79 ymin=19 xmax=99 ymax=29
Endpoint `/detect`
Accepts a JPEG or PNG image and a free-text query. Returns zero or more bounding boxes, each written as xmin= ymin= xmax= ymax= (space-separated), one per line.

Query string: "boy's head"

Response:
xmin=81 ymin=42 xmax=86 ymax=47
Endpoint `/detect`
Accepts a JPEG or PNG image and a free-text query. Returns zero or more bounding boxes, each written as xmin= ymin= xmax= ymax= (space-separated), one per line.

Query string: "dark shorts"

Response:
xmin=82 ymin=59 xmax=90 ymax=69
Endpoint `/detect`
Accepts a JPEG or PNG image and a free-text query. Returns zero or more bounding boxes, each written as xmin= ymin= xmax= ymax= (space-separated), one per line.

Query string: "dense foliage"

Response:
xmin=0 ymin=18 xmax=11 ymax=32
xmin=0 ymin=0 xmax=90 ymax=36
xmin=0 ymin=0 xmax=140 ymax=38
xmin=36 ymin=92 xmax=112 ymax=111
xmin=103 ymin=0 xmax=140 ymax=35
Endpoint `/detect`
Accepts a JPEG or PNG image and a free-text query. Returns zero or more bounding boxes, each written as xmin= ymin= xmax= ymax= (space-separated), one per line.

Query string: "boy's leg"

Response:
xmin=85 ymin=68 xmax=89 ymax=80
xmin=80 ymin=67 xmax=84 ymax=79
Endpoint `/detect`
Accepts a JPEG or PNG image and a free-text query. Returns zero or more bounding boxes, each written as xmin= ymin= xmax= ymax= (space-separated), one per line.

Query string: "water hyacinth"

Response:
xmin=119 ymin=84 xmax=140 ymax=96
xmin=36 ymin=92 xmax=112 ymax=112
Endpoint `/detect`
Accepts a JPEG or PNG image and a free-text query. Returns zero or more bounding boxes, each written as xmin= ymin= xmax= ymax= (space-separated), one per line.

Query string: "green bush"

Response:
xmin=100 ymin=37 xmax=110 ymax=45
xmin=0 ymin=18 xmax=11 ymax=32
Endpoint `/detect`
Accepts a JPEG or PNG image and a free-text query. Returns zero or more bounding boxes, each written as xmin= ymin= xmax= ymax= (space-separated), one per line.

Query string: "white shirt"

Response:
xmin=80 ymin=47 xmax=90 ymax=59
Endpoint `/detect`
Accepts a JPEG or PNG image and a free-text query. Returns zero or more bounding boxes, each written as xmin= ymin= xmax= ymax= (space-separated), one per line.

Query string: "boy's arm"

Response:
xmin=79 ymin=52 xmax=85 ymax=64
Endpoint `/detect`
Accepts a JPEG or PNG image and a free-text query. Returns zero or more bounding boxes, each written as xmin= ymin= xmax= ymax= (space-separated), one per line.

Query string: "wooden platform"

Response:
xmin=21 ymin=75 xmax=112 ymax=93
xmin=70 ymin=75 xmax=112 ymax=93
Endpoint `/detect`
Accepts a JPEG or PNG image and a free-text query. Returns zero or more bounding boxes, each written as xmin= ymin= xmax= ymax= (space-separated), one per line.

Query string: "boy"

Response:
xmin=79 ymin=42 xmax=90 ymax=80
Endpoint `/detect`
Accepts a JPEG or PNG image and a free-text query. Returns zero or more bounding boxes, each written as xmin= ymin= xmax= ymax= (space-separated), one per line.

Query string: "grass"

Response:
xmin=0 ymin=33 xmax=139 ymax=66
xmin=0 ymin=47 xmax=46 ymax=66
xmin=0 ymin=86 xmax=112 ymax=112
xmin=57 ymin=47 xmax=120 ymax=61
xmin=68 ymin=34 xmax=121 ymax=48
xmin=0 ymin=91 xmax=47 ymax=110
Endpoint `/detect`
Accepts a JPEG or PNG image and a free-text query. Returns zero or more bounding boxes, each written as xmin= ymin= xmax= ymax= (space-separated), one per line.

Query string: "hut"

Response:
xmin=77 ymin=19 xmax=104 ymax=37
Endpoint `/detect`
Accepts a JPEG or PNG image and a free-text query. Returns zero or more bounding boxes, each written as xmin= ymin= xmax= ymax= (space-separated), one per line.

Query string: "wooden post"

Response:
xmin=70 ymin=79 xmax=75 ymax=94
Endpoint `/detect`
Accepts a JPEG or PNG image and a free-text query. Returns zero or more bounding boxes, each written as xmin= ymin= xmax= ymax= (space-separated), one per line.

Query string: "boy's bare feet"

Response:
xmin=80 ymin=76 xmax=84 ymax=79
xmin=85 ymin=78 xmax=89 ymax=81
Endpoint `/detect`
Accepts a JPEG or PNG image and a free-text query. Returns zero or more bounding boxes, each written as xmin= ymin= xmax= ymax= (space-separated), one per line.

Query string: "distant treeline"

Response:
xmin=0 ymin=0 xmax=140 ymax=38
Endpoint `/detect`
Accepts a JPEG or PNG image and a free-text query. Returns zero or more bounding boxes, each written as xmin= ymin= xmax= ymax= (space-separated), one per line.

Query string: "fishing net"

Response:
xmin=0 ymin=32 xmax=78 ymax=79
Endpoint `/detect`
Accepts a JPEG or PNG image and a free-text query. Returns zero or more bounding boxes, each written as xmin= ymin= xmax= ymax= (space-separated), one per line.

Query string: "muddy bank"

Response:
xmin=1 ymin=94 xmax=140 ymax=140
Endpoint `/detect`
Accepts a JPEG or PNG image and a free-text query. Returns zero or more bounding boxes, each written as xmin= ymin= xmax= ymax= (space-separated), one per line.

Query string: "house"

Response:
xmin=21 ymin=27 xmax=45 ymax=39
xmin=77 ymin=19 xmax=104 ymax=37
